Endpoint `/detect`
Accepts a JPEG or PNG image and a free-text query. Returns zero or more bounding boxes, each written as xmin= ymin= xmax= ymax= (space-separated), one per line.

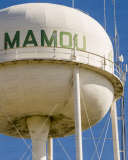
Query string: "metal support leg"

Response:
xmin=111 ymin=97 xmax=120 ymax=160
xmin=122 ymin=94 xmax=126 ymax=160
xmin=73 ymin=65 xmax=83 ymax=160
xmin=47 ymin=138 xmax=53 ymax=160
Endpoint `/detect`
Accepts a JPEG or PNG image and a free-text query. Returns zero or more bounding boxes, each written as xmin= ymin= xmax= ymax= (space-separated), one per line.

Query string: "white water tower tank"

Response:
xmin=0 ymin=3 xmax=123 ymax=160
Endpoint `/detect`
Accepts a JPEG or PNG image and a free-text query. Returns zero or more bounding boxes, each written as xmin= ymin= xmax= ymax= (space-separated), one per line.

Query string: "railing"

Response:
xmin=0 ymin=46 xmax=125 ymax=84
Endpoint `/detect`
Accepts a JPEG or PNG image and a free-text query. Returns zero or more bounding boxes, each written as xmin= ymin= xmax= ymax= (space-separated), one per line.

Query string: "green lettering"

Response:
xmin=4 ymin=31 xmax=20 ymax=49
xmin=74 ymin=34 xmax=86 ymax=51
xmin=60 ymin=32 xmax=72 ymax=48
xmin=23 ymin=30 xmax=38 ymax=47
xmin=41 ymin=30 xmax=57 ymax=47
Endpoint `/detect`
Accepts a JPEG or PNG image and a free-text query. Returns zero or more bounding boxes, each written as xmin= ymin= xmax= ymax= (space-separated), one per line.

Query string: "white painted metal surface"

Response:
xmin=111 ymin=97 xmax=120 ymax=160
xmin=0 ymin=61 xmax=115 ymax=138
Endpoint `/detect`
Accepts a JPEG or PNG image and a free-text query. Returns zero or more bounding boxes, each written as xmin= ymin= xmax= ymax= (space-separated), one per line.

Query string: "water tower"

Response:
xmin=0 ymin=3 xmax=124 ymax=160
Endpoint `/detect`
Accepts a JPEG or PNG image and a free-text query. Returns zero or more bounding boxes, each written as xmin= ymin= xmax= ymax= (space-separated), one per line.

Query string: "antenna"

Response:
xmin=118 ymin=55 xmax=124 ymax=63
xmin=126 ymin=64 xmax=127 ymax=73
xmin=72 ymin=0 xmax=74 ymax=8
xmin=104 ymin=0 xmax=106 ymax=31
xmin=113 ymin=0 xmax=118 ymax=65
xmin=118 ymin=54 xmax=124 ymax=70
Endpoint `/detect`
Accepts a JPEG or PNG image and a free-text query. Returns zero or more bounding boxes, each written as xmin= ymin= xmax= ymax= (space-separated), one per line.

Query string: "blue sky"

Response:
xmin=0 ymin=0 xmax=128 ymax=160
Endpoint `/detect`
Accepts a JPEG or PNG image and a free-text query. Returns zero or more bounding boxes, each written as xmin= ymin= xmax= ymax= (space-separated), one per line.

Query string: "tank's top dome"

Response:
xmin=0 ymin=3 xmax=114 ymax=77
xmin=0 ymin=3 xmax=113 ymax=55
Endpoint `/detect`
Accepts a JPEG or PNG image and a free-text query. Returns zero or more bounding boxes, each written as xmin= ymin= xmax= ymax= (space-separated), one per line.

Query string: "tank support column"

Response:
xmin=47 ymin=138 xmax=53 ymax=160
xmin=26 ymin=116 xmax=51 ymax=160
xmin=73 ymin=65 xmax=83 ymax=160
xmin=111 ymin=97 xmax=120 ymax=160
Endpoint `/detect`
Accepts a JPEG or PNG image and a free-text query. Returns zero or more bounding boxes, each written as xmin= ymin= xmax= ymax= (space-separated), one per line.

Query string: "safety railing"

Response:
xmin=0 ymin=46 xmax=125 ymax=84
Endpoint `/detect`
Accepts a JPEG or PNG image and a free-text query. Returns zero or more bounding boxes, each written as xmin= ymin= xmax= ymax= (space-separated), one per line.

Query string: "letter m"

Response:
xmin=41 ymin=30 xmax=57 ymax=47
xmin=4 ymin=31 xmax=20 ymax=49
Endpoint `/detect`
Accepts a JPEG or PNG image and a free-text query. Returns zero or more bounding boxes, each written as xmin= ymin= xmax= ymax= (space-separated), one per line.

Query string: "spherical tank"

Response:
xmin=0 ymin=3 xmax=121 ymax=139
